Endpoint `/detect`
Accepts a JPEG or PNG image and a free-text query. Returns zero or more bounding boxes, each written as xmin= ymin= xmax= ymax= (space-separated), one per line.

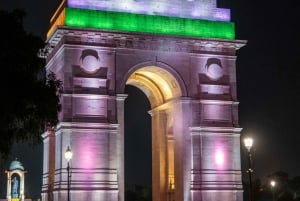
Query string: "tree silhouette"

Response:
xmin=0 ymin=9 xmax=62 ymax=159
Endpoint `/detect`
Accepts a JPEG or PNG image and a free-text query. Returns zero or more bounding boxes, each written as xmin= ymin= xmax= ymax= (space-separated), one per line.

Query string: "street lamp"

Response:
xmin=65 ymin=146 xmax=73 ymax=201
xmin=244 ymin=137 xmax=254 ymax=201
xmin=270 ymin=180 xmax=276 ymax=201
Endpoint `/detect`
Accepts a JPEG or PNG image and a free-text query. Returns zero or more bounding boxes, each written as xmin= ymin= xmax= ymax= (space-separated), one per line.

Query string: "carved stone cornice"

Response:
xmin=45 ymin=26 xmax=247 ymax=60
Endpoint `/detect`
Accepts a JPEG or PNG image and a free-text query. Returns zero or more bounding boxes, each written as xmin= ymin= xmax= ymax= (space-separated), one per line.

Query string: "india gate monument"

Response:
xmin=41 ymin=0 xmax=246 ymax=201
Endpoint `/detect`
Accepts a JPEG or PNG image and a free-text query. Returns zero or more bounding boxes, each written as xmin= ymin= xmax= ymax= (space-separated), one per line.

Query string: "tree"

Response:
xmin=125 ymin=185 xmax=152 ymax=201
xmin=0 ymin=9 xmax=62 ymax=159
xmin=289 ymin=176 xmax=300 ymax=200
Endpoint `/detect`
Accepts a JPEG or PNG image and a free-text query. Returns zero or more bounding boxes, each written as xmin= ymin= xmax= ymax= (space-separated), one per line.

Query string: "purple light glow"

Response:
xmin=66 ymin=0 xmax=231 ymax=21
xmin=213 ymin=9 xmax=230 ymax=21
xmin=75 ymin=135 xmax=100 ymax=169
xmin=80 ymin=144 xmax=95 ymax=168
xmin=75 ymin=132 xmax=109 ymax=169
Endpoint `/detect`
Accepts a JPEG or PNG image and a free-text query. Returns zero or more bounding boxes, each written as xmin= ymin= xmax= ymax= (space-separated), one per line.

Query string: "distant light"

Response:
xmin=270 ymin=180 xmax=276 ymax=187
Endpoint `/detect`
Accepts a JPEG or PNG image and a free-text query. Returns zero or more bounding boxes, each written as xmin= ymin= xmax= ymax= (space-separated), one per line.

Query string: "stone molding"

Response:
xmin=44 ymin=26 xmax=246 ymax=60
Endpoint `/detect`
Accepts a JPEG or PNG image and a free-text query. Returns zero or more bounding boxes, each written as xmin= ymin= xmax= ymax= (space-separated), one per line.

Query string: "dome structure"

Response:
xmin=9 ymin=159 xmax=24 ymax=171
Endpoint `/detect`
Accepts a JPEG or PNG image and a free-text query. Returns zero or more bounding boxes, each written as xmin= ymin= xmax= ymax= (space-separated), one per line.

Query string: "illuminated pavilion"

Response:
xmin=5 ymin=159 xmax=26 ymax=201
xmin=41 ymin=0 xmax=246 ymax=201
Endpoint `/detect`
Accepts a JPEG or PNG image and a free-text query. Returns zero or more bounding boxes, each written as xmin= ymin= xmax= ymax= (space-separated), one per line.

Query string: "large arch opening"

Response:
xmin=124 ymin=65 xmax=184 ymax=201
xmin=126 ymin=66 xmax=182 ymax=108
xmin=124 ymin=85 xmax=152 ymax=200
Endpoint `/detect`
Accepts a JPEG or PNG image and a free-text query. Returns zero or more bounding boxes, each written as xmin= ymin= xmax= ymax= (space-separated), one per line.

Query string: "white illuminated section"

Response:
xmin=215 ymin=149 xmax=225 ymax=166
xmin=67 ymin=0 xmax=231 ymax=21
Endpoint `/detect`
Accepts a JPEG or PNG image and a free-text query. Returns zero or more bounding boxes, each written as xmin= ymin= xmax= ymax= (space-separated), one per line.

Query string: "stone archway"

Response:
xmin=123 ymin=65 xmax=185 ymax=201
xmin=41 ymin=2 xmax=246 ymax=201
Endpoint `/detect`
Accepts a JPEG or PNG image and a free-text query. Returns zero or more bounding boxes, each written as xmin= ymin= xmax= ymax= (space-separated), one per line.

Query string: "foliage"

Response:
xmin=289 ymin=176 xmax=300 ymax=200
xmin=251 ymin=171 xmax=300 ymax=201
xmin=0 ymin=9 xmax=62 ymax=159
xmin=125 ymin=185 xmax=152 ymax=201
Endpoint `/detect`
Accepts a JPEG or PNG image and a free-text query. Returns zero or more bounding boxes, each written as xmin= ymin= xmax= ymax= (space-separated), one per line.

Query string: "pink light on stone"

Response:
xmin=73 ymin=131 xmax=109 ymax=170
xmin=78 ymin=139 xmax=95 ymax=169
xmin=215 ymin=148 xmax=225 ymax=168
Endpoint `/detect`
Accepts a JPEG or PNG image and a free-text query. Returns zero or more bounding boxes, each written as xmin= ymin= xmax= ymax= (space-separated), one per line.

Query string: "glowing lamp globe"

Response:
xmin=244 ymin=138 xmax=253 ymax=151
xmin=65 ymin=146 xmax=73 ymax=162
xmin=270 ymin=180 xmax=276 ymax=187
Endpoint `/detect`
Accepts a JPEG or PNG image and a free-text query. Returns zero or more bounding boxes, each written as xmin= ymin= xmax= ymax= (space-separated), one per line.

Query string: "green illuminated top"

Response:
xmin=65 ymin=8 xmax=235 ymax=39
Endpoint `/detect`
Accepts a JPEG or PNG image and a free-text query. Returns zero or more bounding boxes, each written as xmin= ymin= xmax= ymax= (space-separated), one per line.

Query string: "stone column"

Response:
xmin=41 ymin=126 xmax=55 ymax=201
xmin=116 ymin=94 xmax=128 ymax=201
xmin=149 ymin=109 xmax=168 ymax=201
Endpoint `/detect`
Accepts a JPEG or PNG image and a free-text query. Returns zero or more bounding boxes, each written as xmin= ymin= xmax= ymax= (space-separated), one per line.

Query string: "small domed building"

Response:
xmin=5 ymin=159 xmax=26 ymax=201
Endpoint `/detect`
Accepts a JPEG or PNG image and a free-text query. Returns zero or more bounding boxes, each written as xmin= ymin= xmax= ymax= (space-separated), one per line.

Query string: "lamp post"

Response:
xmin=65 ymin=146 xmax=73 ymax=201
xmin=244 ymin=137 xmax=254 ymax=201
xmin=270 ymin=180 xmax=276 ymax=201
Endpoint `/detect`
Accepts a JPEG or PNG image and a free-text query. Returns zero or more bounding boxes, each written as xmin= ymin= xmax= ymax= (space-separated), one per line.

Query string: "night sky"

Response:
xmin=1 ymin=0 xmax=300 ymax=198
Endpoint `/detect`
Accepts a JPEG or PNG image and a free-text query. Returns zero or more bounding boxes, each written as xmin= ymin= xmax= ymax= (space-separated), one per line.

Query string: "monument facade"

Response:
xmin=42 ymin=1 xmax=246 ymax=201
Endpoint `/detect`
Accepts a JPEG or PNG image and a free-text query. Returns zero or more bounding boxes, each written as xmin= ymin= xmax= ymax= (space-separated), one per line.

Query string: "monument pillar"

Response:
xmin=41 ymin=126 xmax=56 ymax=201
xmin=149 ymin=109 xmax=168 ymax=201
xmin=116 ymin=94 xmax=128 ymax=201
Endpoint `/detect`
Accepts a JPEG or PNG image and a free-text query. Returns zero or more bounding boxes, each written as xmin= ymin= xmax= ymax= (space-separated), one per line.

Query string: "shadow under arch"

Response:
xmin=124 ymin=85 xmax=152 ymax=200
